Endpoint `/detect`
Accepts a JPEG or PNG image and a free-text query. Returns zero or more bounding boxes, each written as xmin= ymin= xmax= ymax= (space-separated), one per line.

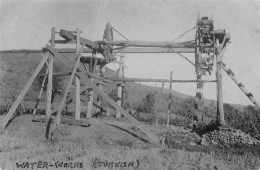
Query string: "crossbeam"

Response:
xmin=0 ymin=47 xmax=195 ymax=54
xmin=97 ymin=40 xmax=195 ymax=48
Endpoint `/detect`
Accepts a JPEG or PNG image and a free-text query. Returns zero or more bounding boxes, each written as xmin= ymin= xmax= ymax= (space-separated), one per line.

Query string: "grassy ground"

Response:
xmin=1 ymin=115 xmax=260 ymax=170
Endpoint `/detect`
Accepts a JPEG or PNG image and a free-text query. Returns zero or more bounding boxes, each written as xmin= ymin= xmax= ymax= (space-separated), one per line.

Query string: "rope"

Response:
xmin=112 ymin=27 xmax=129 ymax=40
xmin=172 ymin=26 xmax=196 ymax=42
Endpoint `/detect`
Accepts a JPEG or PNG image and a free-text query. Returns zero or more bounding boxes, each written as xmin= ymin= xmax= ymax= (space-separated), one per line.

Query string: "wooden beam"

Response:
xmin=0 ymin=53 xmax=49 ymax=131
xmin=75 ymin=28 xmax=81 ymax=120
xmin=96 ymin=64 xmax=106 ymax=115
xmin=49 ymin=42 xmax=86 ymax=139
xmin=116 ymin=55 xmax=124 ymax=118
xmin=39 ymin=71 xmax=72 ymax=77
xmin=0 ymin=47 xmax=195 ymax=54
xmin=216 ymin=39 xmax=225 ymax=125
xmin=97 ymin=40 xmax=195 ymax=48
xmin=86 ymin=54 xmax=96 ymax=118
xmin=46 ymin=27 xmax=55 ymax=119
xmin=59 ymin=29 xmax=104 ymax=55
xmin=32 ymin=116 xmax=90 ymax=127
xmin=110 ymin=77 xmax=216 ymax=83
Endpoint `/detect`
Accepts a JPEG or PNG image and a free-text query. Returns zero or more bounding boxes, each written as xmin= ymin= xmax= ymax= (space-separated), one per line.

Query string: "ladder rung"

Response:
xmin=246 ymin=93 xmax=253 ymax=98
xmin=227 ymin=69 xmax=235 ymax=76
xmin=238 ymin=82 xmax=244 ymax=88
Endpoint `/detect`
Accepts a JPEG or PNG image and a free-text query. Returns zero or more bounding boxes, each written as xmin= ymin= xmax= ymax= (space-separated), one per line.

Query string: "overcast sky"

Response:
xmin=1 ymin=0 xmax=260 ymax=106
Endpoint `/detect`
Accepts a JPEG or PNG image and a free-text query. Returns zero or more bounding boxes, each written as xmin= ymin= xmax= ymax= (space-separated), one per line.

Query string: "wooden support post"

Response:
xmin=49 ymin=42 xmax=86 ymax=138
xmin=46 ymin=27 xmax=55 ymax=119
xmin=75 ymin=28 xmax=81 ymax=120
xmin=116 ymin=55 xmax=124 ymax=118
xmin=106 ymin=108 xmax=110 ymax=117
xmin=1 ymin=53 xmax=49 ymax=131
xmin=161 ymin=82 xmax=164 ymax=90
xmin=86 ymin=54 xmax=95 ymax=118
xmin=83 ymin=78 xmax=159 ymax=145
xmin=216 ymin=39 xmax=225 ymax=125
xmin=167 ymin=71 xmax=173 ymax=126
xmin=33 ymin=68 xmax=48 ymax=115
xmin=96 ymin=64 xmax=106 ymax=116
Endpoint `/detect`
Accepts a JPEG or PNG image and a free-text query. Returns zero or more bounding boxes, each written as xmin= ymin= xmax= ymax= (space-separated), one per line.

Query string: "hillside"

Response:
xmin=1 ymin=53 xmax=260 ymax=169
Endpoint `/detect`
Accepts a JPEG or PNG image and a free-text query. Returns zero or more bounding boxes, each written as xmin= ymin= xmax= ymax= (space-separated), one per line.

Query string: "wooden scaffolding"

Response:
xmin=1 ymin=16 xmax=260 ymax=145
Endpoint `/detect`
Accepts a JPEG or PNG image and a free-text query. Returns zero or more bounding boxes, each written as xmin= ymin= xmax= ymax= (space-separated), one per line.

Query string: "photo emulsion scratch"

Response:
xmin=0 ymin=0 xmax=260 ymax=169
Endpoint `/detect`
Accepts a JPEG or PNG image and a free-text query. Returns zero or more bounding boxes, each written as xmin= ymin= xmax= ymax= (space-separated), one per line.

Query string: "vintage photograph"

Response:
xmin=0 ymin=0 xmax=260 ymax=169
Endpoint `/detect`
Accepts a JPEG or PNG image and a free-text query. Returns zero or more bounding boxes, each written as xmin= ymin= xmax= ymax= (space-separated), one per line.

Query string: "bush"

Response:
xmin=224 ymin=104 xmax=260 ymax=140
xmin=108 ymin=87 xmax=130 ymax=109
xmin=133 ymin=92 xmax=155 ymax=114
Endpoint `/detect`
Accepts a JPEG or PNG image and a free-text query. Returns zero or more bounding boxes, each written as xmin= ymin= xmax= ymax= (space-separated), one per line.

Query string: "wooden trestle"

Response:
xmin=1 ymin=16 xmax=260 ymax=146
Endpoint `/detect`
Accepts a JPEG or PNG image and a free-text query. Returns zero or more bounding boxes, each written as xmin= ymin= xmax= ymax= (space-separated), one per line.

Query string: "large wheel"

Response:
xmin=103 ymin=23 xmax=114 ymax=62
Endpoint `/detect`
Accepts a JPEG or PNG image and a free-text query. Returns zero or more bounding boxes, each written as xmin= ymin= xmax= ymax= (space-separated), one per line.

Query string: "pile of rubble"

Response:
xmin=161 ymin=125 xmax=260 ymax=147
xmin=201 ymin=127 xmax=260 ymax=146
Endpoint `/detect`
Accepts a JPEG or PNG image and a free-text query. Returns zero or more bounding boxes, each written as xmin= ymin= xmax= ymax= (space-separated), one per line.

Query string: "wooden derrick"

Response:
xmin=0 ymin=53 xmax=49 ymax=131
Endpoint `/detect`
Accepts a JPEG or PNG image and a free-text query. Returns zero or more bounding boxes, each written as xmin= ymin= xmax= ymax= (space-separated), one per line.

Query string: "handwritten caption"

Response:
xmin=16 ymin=159 xmax=140 ymax=169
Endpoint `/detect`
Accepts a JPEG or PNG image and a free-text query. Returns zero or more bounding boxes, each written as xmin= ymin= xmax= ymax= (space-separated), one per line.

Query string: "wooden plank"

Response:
xmin=49 ymin=42 xmax=86 ymax=139
xmin=83 ymin=78 xmax=159 ymax=145
xmin=32 ymin=116 xmax=90 ymax=127
xmin=167 ymin=71 xmax=173 ymax=126
xmin=46 ymin=27 xmax=55 ymax=119
xmin=75 ymin=28 xmax=81 ymax=120
xmin=33 ymin=68 xmax=48 ymax=115
xmin=0 ymin=53 xmax=49 ymax=131
xmin=216 ymin=39 xmax=225 ymax=125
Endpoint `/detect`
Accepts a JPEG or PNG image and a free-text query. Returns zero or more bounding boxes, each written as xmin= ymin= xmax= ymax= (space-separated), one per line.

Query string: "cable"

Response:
xmin=172 ymin=26 xmax=196 ymax=42
xmin=112 ymin=27 xmax=129 ymax=40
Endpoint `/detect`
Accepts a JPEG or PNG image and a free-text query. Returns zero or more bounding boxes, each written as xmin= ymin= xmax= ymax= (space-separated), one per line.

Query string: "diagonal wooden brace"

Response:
xmin=83 ymin=77 xmax=159 ymax=145
xmin=0 ymin=53 xmax=49 ymax=131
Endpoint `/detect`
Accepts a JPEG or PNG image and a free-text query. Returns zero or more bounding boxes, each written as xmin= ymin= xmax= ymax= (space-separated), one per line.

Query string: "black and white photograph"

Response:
xmin=0 ymin=0 xmax=260 ymax=169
